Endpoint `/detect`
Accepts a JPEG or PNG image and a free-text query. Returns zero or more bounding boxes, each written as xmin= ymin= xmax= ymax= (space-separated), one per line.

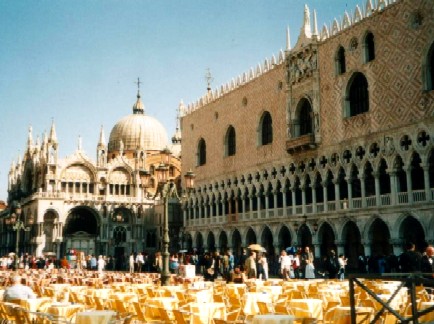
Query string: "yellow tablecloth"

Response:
xmin=420 ymin=301 xmax=434 ymax=322
xmin=288 ymin=299 xmax=323 ymax=320
xmin=333 ymin=306 xmax=374 ymax=324
xmin=252 ymin=314 xmax=294 ymax=324
xmin=189 ymin=302 xmax=226 ymax=323
xmin=75 ymin=310 xmax=116 ymax=324
xmin=20 ymin=297 xmax=52 ymax=312
xmin=46 ymin=303 xmax=85 ymax=320
xmin=243 ymin=292 xmax=273 ymax=316
xmin=146 ymin=297 xmax=179 ymax=310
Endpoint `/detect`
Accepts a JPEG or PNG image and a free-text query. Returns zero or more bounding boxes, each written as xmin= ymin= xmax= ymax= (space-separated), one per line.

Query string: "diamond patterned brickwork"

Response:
xmin=181 ymin=66 xmax=288 ymax=183
xmin=318 ymin=0 xmax=434 ymax=147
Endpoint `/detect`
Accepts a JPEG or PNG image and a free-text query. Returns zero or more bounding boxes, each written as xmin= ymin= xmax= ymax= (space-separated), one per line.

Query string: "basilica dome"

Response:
xmin=108 ymin=93 xmax=169 ymax=153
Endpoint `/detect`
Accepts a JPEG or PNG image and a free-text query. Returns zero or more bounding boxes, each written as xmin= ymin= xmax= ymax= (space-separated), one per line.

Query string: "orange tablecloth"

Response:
xmin=243 ymin=292 xmax=273 ymax=316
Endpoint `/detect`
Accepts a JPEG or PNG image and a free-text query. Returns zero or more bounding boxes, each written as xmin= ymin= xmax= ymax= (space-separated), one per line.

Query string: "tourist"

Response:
xmin=136 ymin=252 xmax=144 ymax=272
xmin=421 ymin=245 xmax=434 ymax=274
xmin=326 ymin=250 xmax=339 ymax=279
xmin=244 ymin=250 xmax=257 ymax=279
xmin=301 ymin=246 xmax=315 ymax=279
xmin=4 ymin=276 xmax=36 ymax=301
xmin=97 ymin=255 xmax=105 ymax=273
xmin=279 ymin=250 xmax=292 ymax=279
xmin=399 ymin=242 xmax=422 ymax=273
xmin=129 ymin=253 xmax=135 ymax=273
xmin=338 ymin=254 xmax=347 ymax=280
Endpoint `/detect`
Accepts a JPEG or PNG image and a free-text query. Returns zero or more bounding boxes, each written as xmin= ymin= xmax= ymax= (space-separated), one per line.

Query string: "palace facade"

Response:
xmin=180 ymin=0 xmax=434 ymax=269
xmin=1 ymin=91 xmax=184 ymax=262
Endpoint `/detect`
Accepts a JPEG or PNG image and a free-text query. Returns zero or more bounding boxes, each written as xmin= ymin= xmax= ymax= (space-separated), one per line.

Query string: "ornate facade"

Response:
xmin=181 ymin=0 xmax=434 ymax=269
xmin=1 ymin=90 xmax=183 ymax=262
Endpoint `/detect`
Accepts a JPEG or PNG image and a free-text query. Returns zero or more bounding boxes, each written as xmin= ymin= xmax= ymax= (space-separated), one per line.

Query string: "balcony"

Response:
xmin=286 ymin=134 xmax=316 ymax=154
xmin=185 ymin=188 xmax=434 ymax=228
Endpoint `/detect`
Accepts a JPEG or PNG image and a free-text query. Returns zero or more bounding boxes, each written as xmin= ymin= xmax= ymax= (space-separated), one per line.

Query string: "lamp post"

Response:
xmin=8 ymin=203 xmax=32 ymax=270
xmin=143 ymin=150 xmax=195 ymax=286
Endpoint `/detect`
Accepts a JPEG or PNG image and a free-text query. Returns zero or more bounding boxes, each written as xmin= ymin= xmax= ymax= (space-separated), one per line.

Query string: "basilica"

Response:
xmin=180 ymin=0 xmax=434 ymax=270
xmin=1 ymin=90 xmax=183 ymax=261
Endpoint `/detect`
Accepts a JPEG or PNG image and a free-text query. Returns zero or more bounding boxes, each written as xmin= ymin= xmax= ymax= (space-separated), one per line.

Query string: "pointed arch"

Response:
xmin=296 ymin=98 xmax=313 ymax=136
xmin=363 ymin=31 xmax=375 ymax=63
xmin=345 ymin=72 xmax=369 ymax=117
xmin=197 ymin=138 xmax=206 ymax=166
xmin=399 ymin=215 xmax=426 ymax=252
xmin=224 ymin=125 xmax=236 ymax=157
xmin=423 ymin=41 xmax=434 ymax=90
xmin=259 ymin=111 xmax=273 ymax=146
xmin=336 ymin=46 xmax=346 ymax=75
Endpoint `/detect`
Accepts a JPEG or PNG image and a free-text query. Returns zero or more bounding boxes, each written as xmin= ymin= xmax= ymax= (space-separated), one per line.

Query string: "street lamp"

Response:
xmin=143 ymin=152 xmax=195 ymax=286
xmin=7 ymin=203 xmax=31 ymax=270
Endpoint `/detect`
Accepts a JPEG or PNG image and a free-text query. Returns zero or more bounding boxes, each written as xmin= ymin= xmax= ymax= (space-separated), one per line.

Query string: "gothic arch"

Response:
xmin=398 ymin=215 xmax=426 ymax=252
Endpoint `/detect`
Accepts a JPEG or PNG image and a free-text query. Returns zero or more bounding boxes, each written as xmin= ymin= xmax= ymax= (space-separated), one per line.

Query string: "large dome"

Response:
xmin=108 ymin=94 xmax=169 ymax=152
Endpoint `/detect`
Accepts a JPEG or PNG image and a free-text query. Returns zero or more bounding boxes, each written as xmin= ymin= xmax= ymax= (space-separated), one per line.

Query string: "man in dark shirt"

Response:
xmin=421 ymin=246 xmax=434 ymax=274
xmin=399 ymin=242 xmax=422 ymax=273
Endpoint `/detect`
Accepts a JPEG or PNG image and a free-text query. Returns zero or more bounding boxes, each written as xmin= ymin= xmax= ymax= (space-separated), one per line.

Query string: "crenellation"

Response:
xmin=366 ymin=0 xmax=374 ymax=17
xmin=332 ymin=18 xmax=341 ymax=36
xmin=354 ymin=5 xmax=364 ymax=23
xmin=321 ymin=24 xmax=329 ymax=40
xmin=342 ymin=11 xmax=352 ymax=29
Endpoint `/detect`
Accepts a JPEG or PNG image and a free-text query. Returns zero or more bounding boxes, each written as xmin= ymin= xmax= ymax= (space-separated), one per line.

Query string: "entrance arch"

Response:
xmin=318 ymin=222 xmax=336 ymax=260
xmin=399 ymin=216 xmax=426 ymax=252
xmin=218 ymin=231 xmax=228 ymax=252
xmin=63 ymin=206 xmax=99 ymax=257
xmin=207 ymin=231 xmax=216 ymax=252
xmin=342 ymin=221 xmax=363 ymax=270
xmin=231 ymin=230 xmax=242 ymax=259
xmin=260 ymin=226 xmax=274 ymax=256
xmin=278 ymin=226 xmax=292 ymax=252
xmin=369 ymin=218 xmax=392 ymax=257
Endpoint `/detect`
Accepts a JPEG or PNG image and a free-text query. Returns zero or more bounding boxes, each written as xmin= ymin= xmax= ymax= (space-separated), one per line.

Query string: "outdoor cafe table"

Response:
xmin=287 ymin=298 xmax=323 ymax=320
xmin=333 ymin=306 xmax=374 ymax=324
xmin=75 ymin=310 xmax=116 ymax=324
xmin=20 ymin=297 xmax=52 ymax=312
xmin=252 ymin=314 xmax=294 ymax=324
xmin=189 ymin=301 xmax=226 ymax=324
xmin=420 ymin=301 xmax=434 ymax=322
xmin=46 ymin=303 xmax=85 ymax=321
xmin=243 ymin=291 xmax=274 ymax=316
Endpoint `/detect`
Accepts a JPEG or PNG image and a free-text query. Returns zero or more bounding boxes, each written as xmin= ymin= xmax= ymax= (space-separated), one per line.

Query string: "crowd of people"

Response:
xmin=1 ymin=242 xmax=433 ymax=282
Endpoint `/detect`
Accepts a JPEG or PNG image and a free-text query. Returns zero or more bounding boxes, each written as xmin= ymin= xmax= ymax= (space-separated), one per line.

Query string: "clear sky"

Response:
xmin=0 ymin=0 xmax=362 ymax=203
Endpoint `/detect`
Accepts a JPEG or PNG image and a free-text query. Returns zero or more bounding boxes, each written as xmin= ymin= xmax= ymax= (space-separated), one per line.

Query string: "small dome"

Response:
xmin=108 ymin=94 xmax=168 ymax=152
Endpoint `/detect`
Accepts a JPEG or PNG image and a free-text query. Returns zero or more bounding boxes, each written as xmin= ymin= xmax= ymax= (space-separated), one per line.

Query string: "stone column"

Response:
xmin=334 ymin=179 xmax=341 ymax=211
xmin=291 ymin=188 xmax=297 ymax=215
xmin=388 ymin=171 xmax=397 ymax=205
xmin=322 ymin=181 xmax=328 ymax=212
xmin=346 ymin=177 xmax=353 ymax=209
xmin=360 ymin=176 xmax=367 ymax=208
xmin=311 ymin=184 xmax=317 ymax=213
xmin=422 ymin=165 xmax=431 ymax=201
xmin=406 ymin=168 xmax=413 ymax=204
xmin=301 ymin=185 xmax=306 ymax=214
xmin=374 ymin=171 xmax=381 ymax=206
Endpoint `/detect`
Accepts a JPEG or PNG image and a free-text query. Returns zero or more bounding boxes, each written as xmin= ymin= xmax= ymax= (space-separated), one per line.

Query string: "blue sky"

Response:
xmin=0 ymin=0 xmax=362 ymax=202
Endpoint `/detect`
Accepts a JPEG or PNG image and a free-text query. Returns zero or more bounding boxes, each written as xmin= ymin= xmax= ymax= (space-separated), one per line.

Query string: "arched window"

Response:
xmin=260 ymin=111 xmax=273 ymax=145
xmin=336 ymin=46 xmax=346 ymax=75
xmin=426 ymin=42 xmax=434 ymax=91
xmin=298 ymin=99 xmax=313 ymax=136
xmin=197 ymin=138 xmax=206 ymax=166
xmin=347 ymin=72 xmax=369 ymax=117
xmin=364 ymin=32 xmax=375 ymax=62
xmin=225 ymin=126 xmax=236 ymax=156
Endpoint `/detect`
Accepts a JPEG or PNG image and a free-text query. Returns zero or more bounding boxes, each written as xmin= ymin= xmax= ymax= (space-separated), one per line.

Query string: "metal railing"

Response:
xmin=348 ymin=273 xmax=434 ymax=324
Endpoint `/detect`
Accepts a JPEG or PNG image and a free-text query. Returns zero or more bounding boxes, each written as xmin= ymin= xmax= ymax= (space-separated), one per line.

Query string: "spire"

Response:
xmin=132 ymin=77 xmax=145 ymax=114
xmin=303 ymin=4 xmax=312 ymax=38
xmin=294 ymin=5 xmax=313 ymax=49
xmin=98 ymin=125 xmax=106 ymax=148
xmin=172 ymin=100 xmax=183 ymax=144
xmin=49 ymin=119 xmax=58 ymax=144
xmin=312 ymin=9 xmax=319 ymax=39
xmin=286 ymin=26 xmax=291 ymax=51
xmin=27 ymin=125 xmax=33 ymax=149
xmin=205 ymin=68 xmax=213 ymax=92
xmin=77 ymin=135 xmax=83 ymax=151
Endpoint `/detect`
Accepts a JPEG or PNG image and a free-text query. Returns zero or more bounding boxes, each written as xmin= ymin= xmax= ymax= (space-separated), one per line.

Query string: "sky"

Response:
xmin=0 ymin=0 xmax=363 ymax=203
